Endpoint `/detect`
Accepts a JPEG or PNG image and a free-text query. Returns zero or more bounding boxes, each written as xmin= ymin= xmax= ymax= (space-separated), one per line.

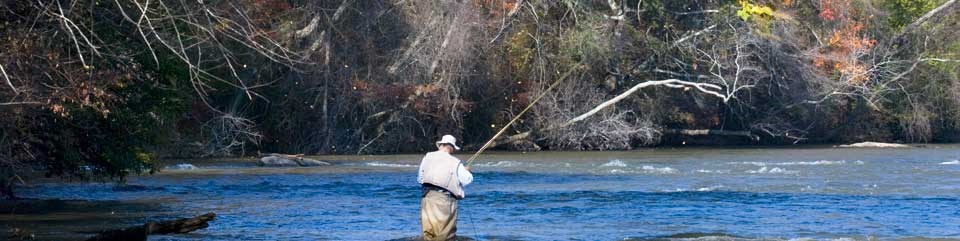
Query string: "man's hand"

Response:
xmin=465 ymin=166 xmax=471 ymax=172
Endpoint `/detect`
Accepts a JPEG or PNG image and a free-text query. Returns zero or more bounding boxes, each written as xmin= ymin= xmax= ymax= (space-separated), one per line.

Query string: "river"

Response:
xmin=3 ymin=145 xmax=960 ymax=240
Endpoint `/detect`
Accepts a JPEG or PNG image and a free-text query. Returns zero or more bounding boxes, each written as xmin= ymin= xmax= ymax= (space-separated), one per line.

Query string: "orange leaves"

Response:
xmin=827 ymin=23 xmax=876 ymax=55
xmin=813 ymin=57 xmax=828 ymax=68
xmin=835 ymin=62 xmax=870 ymax=84
xmin=818 ymin=0 xmax=844 ymax=21
xmin=474 ymin=0 xmax=521 ymax=17
xmin=819 ymin=8 xmax=836 ymax=21
xmin=50 ymin=104 xmax=68 ymax=118
xmin=812 ymin=0 xmax=876 ymax=85
xmin=815 ymin=24 xmax=875 ymax=85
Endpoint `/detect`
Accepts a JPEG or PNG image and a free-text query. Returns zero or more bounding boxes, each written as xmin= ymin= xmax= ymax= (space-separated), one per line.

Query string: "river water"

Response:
xmin=3 ymin=146 xmax=960 ymax=240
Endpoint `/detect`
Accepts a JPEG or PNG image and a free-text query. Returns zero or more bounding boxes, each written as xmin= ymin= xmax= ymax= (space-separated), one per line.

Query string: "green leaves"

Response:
xmin=883 ymin=0 xmax=943 ymax=31
xmin=736 ymin=0 xmax=774 ymax=21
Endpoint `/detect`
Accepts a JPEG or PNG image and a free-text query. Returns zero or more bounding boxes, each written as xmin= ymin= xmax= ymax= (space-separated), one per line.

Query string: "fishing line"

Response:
xmin=464 ymin=199 xmax=480 ymax=240
xmin=465 ymin=67 xmax=577 ymax=167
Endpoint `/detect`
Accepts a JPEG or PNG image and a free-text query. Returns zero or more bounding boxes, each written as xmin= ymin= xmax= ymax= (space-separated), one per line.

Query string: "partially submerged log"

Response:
xmin=662 ymin=129 xmax=760 ymax=141
xmin=86 ymin=212 xmax=216 ymax=241
xmin=258 ymin=153 xmax=331 ymax=167
xmin=836 ymin=142 xmax=913 ymax=148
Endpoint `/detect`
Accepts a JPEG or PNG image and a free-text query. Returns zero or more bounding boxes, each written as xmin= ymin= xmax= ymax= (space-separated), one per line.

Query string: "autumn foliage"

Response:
xmin=812 ymin=0 xmax=877 ymax=85
xmin=0 ymin=0 xmax=958 ymax=195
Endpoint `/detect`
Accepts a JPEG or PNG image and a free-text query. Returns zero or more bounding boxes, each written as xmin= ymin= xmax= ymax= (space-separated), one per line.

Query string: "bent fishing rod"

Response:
xmin=465 ymin=67 xmax=578 ymax=167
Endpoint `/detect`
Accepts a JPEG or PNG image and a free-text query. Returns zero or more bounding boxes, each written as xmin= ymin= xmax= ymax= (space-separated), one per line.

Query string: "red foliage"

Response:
xmin=818 ymin=0 xmax=847 ymax=21
xmin=812 ymin=0 xmax=876 ymax=85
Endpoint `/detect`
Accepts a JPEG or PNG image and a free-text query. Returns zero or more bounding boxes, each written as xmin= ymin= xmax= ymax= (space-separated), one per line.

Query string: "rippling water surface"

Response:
xmin=3 ymin=146 xmax=960 ymax=240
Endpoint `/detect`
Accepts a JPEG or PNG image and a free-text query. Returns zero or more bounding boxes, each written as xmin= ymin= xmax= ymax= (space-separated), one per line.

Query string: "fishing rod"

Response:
xmin=465 ymin=67 xmax=578 ymax=167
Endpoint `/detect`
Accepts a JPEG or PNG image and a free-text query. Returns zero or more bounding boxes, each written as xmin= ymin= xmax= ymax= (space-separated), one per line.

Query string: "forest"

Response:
xmin=0 ymin=0 xmax=958 ymax=197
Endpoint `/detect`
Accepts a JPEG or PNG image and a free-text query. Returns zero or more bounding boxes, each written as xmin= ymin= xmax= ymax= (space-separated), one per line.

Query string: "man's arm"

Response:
xmin=417 ymin=156 xmax=426 ymax=184
xmin=457 ymin=163 xmax=473 ymax=186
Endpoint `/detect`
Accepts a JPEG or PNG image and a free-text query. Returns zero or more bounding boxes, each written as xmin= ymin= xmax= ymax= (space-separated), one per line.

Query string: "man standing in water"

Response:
xmin=417 ymin=134 xmax=473 ymax=240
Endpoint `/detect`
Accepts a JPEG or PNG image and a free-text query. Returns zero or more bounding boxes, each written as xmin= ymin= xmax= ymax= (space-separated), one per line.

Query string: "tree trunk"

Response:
xmin=86 ymin=212 xmax=216 ymax=241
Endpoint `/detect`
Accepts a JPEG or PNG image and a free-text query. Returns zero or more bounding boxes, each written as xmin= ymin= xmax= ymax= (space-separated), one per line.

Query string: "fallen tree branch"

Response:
xmin=86 ymin=213 xmax=216 ymax=241
xmin=661 ymin=129 xmax=759 ymax=141
xmin=479 ymin=78 xmax=731 ymax=150
xmin=564 ymin=79 xmax=725 ymax=127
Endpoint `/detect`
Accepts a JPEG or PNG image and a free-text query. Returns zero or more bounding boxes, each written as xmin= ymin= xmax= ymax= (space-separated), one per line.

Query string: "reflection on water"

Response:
xmin=3 ymin=145 xmax=960 ymax=240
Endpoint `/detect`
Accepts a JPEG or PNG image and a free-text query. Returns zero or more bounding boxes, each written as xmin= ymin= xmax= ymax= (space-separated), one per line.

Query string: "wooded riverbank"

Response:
xmin=1 ymin=0 xmax=959 ymax=198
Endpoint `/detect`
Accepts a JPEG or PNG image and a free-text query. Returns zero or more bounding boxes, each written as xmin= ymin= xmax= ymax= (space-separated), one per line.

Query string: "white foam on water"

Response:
xmin=940 ymin=160 xmax=960 ymax=165
xmin=732 ymin=160 xmax=850 ymax=167
xmin=365 ymin=162 xmax=417 ymax=168
xmin=600 ymin=159 xmax=628 ymax=167
xmin=855 ymin=160 xmax=865 ymax=165
xmin=730 ymin=161 xmax=769 ymax=166
xmin=775 ymin=160 xmax=845 ymax=166
xmin=475 ymin=160 xmax=523 ymax=167
xmin=641 ymin=165 xmax=678 ymax=174
xmin=788 ymin=238 xmax=866 ymax=241
xmin=829 ymin=238 xmax=859 ymax=241
xmin=746 ymin=166 xmax=798 ymax=174
xmin=605 ymin=165 xmax=677 ymax=174
xmin=695 ymin=169 xmax=731 ymax=174
xmin=661 ymin=185 xmax=723 ymax=192
xmin=165 ymin=163 xmax=199 ymax=170
xmin=696 ymin=185 xmax=724 ymax=191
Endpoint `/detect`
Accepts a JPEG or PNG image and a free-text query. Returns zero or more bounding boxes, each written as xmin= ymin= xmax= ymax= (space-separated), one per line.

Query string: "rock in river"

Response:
xmin=257 ymin=153 xmax=331 ymax=167
xmin=836 ymin=142 xmax=913 ymax=148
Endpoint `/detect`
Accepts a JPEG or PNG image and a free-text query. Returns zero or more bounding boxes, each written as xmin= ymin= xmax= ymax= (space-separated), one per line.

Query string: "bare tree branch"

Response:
xmin=0 ymin=64 xmax=14 ymax=94
xmin=564 ymin=79 xmax=726 ymax=127
xmin=0 ymin=102 xmax=42 ymax=106
xmin=897 ymin=0 xmax=957 ymax=38
xmin=674 ymin=24 xmax=716 ymax=45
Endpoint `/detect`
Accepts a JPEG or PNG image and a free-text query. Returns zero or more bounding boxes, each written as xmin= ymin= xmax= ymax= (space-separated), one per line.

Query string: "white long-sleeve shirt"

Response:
xmin=456 ymin=162 xmax=473 ymax=186
xmin=417 ymin=151 xmax=473 ymax=187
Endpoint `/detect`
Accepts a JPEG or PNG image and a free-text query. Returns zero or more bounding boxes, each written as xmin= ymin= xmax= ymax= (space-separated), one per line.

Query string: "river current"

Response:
xmin=3 ymin=146 xmax=960 ymax=240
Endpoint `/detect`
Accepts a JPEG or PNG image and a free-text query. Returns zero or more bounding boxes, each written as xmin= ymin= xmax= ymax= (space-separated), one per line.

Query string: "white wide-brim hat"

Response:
xmin=436 ymin=134 xmax=461 ymax=150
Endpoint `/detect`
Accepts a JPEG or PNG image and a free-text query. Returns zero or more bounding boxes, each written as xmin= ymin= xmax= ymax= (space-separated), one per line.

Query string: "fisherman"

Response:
xmin=417 ymin=134 xmax=473 ymax=241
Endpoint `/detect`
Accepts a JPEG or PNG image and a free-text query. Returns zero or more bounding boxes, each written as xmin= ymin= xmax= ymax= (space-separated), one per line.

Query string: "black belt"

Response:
xmin=421 ymin=183 xmax=456 ymax=198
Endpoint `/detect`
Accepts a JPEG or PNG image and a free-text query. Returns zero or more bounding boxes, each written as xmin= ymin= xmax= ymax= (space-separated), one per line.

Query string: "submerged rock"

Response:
xmin=257 ymin=154 xmax=331 ymax=167
xmin=257 ymin=156 xmax=299 ymax=166
xmin=836 ymin=142 xmax=913 ymax=148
